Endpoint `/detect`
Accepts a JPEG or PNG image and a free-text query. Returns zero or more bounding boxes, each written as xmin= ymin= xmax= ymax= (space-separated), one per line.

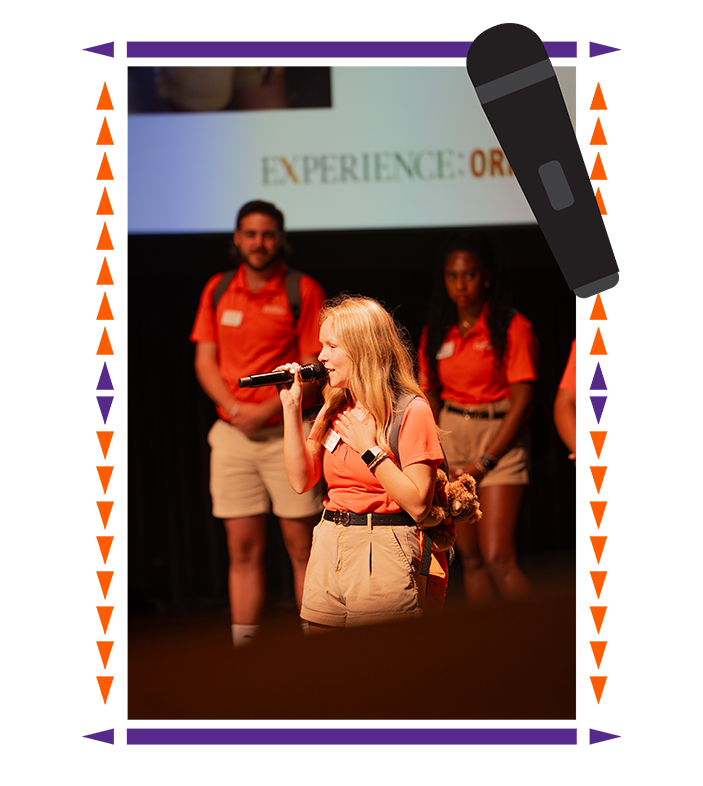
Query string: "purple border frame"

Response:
xmin=83 ymin=23 xmax=620 ymax=78
xmin=83 ymin=710 xmax=620 ymax=745
xmin=82 ymin=18 xmax=621 ymax=745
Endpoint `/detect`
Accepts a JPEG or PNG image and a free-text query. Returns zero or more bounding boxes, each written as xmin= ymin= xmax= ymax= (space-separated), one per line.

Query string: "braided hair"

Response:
xmin=423 ymin=232 xmax=514 ymax=388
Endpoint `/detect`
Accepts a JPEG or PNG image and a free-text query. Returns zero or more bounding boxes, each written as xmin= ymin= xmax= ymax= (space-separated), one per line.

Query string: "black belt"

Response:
xmin=447 ymin=404 xmax=506 ymax=420
xmin=323 ymin=509 xmax=414 ymax=527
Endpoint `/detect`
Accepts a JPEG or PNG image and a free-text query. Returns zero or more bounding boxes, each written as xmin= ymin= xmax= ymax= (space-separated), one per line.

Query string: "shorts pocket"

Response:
xmin=385 ymin=526 xmax=420 ymax=573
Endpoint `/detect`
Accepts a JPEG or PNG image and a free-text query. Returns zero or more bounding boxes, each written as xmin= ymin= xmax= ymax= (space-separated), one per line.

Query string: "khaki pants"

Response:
xmin=439 ymin=399 xmax=529 ymax=486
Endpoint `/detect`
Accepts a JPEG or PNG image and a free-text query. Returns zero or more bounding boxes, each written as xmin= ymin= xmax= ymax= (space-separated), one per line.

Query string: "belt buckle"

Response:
xmin=334 ymin=510 xmax=351 ymax=526
xmin=463 ymin=408 xmax=475 ymax=421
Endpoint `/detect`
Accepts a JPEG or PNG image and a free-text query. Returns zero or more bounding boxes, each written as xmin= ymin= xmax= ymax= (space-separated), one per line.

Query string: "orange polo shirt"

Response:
xmin=311 ymin=396 xmax=444 ymax=514
xmin=418 ymin=306 xmax=538 ymax=406
xmin=190 ymin=261 xmax=326 ymax=423
xmin=559 ymin=338 xmax=587 ymax=409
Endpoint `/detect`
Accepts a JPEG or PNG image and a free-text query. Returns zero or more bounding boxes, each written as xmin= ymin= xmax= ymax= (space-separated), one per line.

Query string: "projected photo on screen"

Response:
xmin=128 ymin=66 xmax=332 ymax=114
xmin=128 ymin=66 xmax=574 ymax=234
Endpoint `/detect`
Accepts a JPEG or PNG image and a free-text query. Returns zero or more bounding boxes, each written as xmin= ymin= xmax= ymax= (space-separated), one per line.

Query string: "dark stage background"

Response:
xmin=128 ymin=224 xmax=576 ymax=616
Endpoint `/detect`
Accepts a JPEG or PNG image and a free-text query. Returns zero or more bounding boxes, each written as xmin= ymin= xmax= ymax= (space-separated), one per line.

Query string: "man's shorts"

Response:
xmin=300 ymin=516 xmax=424 ymax=627
xmin=207 ymin=418 xmax=323 ymax=519
xmin=439 ymin=399 xmax=530 ymax=487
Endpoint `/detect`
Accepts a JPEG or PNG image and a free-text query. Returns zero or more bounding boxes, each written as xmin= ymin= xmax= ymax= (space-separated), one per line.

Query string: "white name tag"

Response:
xmin=436 ymin=341 xmax=455 ymax=360
xmin=323 ymin=429 xmax=341 ymax=453
xmin=220 ymin=309 xmax=244 ymax=327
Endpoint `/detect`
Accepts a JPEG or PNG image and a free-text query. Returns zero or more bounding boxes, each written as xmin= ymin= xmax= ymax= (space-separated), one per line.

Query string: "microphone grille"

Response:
xmin=300 ymin=363 xmax=328 ymax=382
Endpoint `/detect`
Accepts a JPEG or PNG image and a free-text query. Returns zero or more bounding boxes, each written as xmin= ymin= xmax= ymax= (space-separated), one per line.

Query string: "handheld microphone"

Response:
xmin=238 ymin=363 xmax=328 ymax=389
xmin=466 ymin=23 xmax=619 ymax=298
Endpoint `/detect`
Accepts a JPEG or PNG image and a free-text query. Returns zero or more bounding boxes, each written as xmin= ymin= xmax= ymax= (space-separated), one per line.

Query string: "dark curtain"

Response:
xmin=128 ymin=225 xmax=575 ymax=614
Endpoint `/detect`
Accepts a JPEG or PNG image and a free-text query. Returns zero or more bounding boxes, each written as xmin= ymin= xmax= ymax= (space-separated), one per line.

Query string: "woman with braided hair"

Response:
xmin=418 ymin=233 xmax=538 ymax=603
xmin=277 ymin=295 xmax=445 ymax=630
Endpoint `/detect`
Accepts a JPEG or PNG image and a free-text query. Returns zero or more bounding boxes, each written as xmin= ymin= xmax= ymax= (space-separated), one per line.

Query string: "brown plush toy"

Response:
xmin=418 ymin=468 xmax=482 ymax=532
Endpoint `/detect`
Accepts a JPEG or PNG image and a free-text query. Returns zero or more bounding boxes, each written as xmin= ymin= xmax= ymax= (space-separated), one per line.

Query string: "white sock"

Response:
xmin=231 ymin=623 xmax=259 ymax=648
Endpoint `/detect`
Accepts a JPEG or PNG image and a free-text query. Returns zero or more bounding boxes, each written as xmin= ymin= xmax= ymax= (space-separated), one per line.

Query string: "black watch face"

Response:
xmin=362 ymin=450 xmax=375 ymax=465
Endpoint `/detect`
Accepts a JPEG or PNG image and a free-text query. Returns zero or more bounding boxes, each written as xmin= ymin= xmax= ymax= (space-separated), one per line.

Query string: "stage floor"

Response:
xmin=129 ymin=554 xmax=575 ymax=721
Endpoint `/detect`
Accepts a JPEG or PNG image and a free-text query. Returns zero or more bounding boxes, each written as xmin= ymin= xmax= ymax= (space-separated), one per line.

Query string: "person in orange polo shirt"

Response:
xmin=554 ymin=339 xmax=576 ymax=462
xmin=191 ymin=200 xmax=325 ymax=647
xmin=277 ymin=296 xmax=445 ymax=629
xmin=418 ymin=233 xmax=538 ymax=604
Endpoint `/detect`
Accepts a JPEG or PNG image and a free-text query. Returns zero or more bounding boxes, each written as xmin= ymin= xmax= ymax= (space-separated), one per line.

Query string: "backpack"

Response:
xmin=211 ymin=267 xmax=303 ymax=322
xmin=388 ymin=393 xmax=454 ymax=578
xmin=388 ymin=393 xmax=448 ymax=474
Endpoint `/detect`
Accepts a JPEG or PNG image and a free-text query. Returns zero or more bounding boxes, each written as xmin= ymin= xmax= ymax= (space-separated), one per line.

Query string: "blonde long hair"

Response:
xmin=311 ymin=295 xmax=427 ymax=455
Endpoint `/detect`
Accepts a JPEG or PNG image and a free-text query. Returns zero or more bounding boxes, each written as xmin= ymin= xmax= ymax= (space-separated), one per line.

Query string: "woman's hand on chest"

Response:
xmin=333 ymin=408 xmax=378 ymax=455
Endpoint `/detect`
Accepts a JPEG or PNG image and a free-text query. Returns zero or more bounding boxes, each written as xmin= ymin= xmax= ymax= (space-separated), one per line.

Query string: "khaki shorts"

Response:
xmin=439 ymin=399 xmax=530 ymax=487
xmin=207 ymin=418 xmax=323 ymax=519
xmin=300 ymin=517 xmax=424 ymax=627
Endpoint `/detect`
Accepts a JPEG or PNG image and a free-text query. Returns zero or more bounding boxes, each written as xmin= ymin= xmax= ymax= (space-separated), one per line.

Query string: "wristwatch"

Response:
xmin=361 ymin=446 xmax=383 ymax=466
xmin=478 ymin=453 xmax=498 ymax=472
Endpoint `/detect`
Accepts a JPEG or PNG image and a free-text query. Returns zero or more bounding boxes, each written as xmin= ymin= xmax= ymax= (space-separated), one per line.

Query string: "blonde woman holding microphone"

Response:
xmin=277 ymin=295 xmax=445 ymax=631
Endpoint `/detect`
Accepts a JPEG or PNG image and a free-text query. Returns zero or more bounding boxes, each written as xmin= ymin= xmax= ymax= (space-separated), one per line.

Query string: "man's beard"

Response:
xmin=240 ymin=248 xmax=281 ymax=270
